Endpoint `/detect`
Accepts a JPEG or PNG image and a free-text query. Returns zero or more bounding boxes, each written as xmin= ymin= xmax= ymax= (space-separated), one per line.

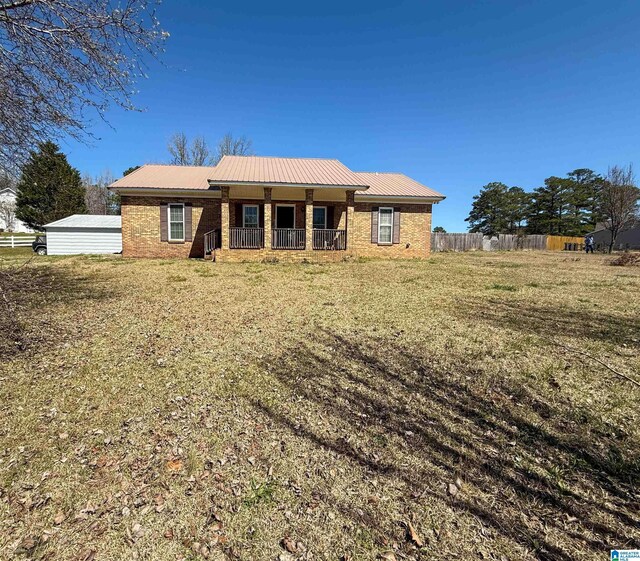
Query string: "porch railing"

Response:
xmin=229 ymin=227 xmax=264 ymax=249
xmin=313 ymin=229 xmax=347 ymax=250
xmin=203 ymin=229 xmax=218 ymax=259
xmin=272 ymin=228 xmax=305 ymax=250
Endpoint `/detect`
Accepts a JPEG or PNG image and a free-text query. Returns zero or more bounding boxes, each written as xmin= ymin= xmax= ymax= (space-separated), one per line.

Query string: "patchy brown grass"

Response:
xmin=610 ymin=253 xmax=640 ymax=267
xmin=0 ymin=251 xmax=638 ymax=561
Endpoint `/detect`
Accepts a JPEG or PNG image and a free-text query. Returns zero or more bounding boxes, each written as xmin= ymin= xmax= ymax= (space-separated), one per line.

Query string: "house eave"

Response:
xmin=111 ymin=187 xmax=221 ymax=197
xmin=355 ymin=194 xmax=445 ymax=204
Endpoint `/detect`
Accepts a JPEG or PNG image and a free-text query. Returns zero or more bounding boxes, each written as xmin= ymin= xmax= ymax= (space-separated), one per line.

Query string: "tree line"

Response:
xmin=7 ymin=132 xmax=254 ymax=231
xmin=466 ymin=167 xmax=639 ymax=251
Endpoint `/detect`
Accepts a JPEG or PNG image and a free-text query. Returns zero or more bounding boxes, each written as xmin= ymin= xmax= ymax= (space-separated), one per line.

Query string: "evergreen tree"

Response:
xmin=526 ymin=177 xmax=571 ymax=235
xmin=504 ymin=186 xmax=529 ymax=233
xmin=123 ymin=165 xmax=141 ymax=177
xmin=15 ymin=142 xmax=86 ymax=230
xmin=466 ymin=182 xmax=528 ymax=235
xmin=565 ymin=169 xmax=604 ymax=234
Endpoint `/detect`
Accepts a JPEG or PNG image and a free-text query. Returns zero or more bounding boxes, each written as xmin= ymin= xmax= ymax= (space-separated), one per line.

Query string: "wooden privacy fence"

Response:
xmin=432 ymin=233 xmax=584 ymax=252
xmin=546 ymin=235 xmax=585 ymax=251
xmin=431 ymin=232 xmax=483 ymax=252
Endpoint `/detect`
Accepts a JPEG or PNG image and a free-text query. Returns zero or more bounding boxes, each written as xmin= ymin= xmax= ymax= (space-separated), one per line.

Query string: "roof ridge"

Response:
xmin=222 ymin=154 xmax=341 ymax=162
xmin=136 ymin=163 xmax=216 ymax=169
xmin=355 ymin=171 xmax=405 ymax=175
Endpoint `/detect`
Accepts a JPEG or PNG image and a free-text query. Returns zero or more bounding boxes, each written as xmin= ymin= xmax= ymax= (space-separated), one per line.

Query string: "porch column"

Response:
xmin=263 ymin=187 xmax=272 ymax=250
xmin=221 ymin=186 xmax=230 ymax=250
xmin=305 ymin=188 xmax=314 ymax=251
xmin=345 ymin=190 xmax=355 ymax=250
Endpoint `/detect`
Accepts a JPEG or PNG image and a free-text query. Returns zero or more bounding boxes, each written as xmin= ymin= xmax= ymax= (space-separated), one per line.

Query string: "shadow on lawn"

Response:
xmin=461 ymin=297 xmax=640 ymax=348
xmin=252 ymin=329 xmax=639 ymax=560
xmin=0 ymin=260 xmax=113 ymax=360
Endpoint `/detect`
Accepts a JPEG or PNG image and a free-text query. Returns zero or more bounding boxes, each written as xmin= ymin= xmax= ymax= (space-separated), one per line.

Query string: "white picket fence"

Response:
xmin=0 ymin=235 xmax=36 ymax=248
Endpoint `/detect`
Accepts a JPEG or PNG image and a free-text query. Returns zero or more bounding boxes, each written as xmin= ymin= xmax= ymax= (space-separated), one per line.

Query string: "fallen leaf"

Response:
xmin=164 ymin=528 xmax=174 ymax=539
xmin=282 ymin=536 xmax=298 ymax=553
xmin=78 ymin=549 xmax=96 ymax=561
xmin=406 ymin=521 xmax=423 ymax=547
xmin=16 ymin=537 xmax=37 ymax=554
xmin=447 ymin=483 xmax=459 ymax=496
xmin=54 ymin=511 xmax=65 ymax=525
xmin=166 ymin=459 xmax=183 ymax=472
xmin=379 ymin=552 xmax=397 ymax=561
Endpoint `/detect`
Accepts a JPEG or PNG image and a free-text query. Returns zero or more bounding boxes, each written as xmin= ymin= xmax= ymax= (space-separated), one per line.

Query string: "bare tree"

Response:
xmin=214 ymin=132 xmax=253 ymax=164
xmin=0 ymin=0 xmax=167 ymax=173
xmin=0 ymin=197 xmax=16 ymax=231
xmin=600 ymin=164 xmax=640 ymax=252
xmin=168 ymin=132 xmax=253 ymax=165
xmin=191 ymin=136 xmax=211 ymax=166
xmin=167 ymin=132 xmax=190 ymax=165
xmin=83 ymin=170 xmax=117 ymax=215
xmin=0 ymin=169 xmax=15 ymax=191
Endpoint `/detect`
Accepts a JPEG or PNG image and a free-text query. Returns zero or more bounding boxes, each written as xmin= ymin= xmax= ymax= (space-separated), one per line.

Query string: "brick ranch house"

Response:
xmin=109 ymin=155 xmax=445 ymax=262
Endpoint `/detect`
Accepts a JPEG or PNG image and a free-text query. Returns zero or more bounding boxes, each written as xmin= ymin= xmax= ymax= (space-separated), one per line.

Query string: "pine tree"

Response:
xmin=15 ymin=142 xmax=86 ymax=230
xmin=527 ymin=177 xmax=571 ymax=235
xmin=466 ymin=182 xmax=529 ymax=235
xmin=565 ymin=169 xmax=604 ymax=234
xmin=466 ymin=182 xmax=509 ymax=235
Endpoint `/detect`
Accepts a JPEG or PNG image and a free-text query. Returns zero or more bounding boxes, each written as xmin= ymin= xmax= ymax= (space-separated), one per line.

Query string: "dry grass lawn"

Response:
xmin=0 ymin=250 xmax=639 ymax=561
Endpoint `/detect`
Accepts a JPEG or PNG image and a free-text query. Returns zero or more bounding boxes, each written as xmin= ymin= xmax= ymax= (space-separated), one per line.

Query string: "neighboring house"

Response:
xmin=589 ymin=221 xmax=640 ymax=251
xmin=109 ymin=155 xmax=445 ymax=261
xmin=43 ymin=215 xmax=122 ymax=255
xmin=0 ymin=186 xmax=32 ymax=233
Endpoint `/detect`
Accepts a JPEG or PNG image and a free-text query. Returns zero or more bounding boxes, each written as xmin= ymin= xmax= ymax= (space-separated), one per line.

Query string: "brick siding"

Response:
xmin=121 ymin=196 xmax=221 ymax=258
xmin=121 ymin=196 xmax=433 ymax=261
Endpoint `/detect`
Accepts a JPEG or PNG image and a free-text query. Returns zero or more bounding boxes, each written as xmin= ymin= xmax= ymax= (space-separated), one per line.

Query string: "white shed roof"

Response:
xmin=44 ymin=214 xmax=122 ymax=229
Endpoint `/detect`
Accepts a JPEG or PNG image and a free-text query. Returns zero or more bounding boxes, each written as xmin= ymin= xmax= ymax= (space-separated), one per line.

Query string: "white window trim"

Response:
xmin=378 ymin=207 xmax=394 ymax=245
xmin=313 ymin=206 xmax=327 ymax=229
xmin=242 ymin=204 xmax=260 ymax=228
xmin=167 ymin=203 xmax=185 ymax=242
xmin=275 ymin=204 xmax=296 ymax=229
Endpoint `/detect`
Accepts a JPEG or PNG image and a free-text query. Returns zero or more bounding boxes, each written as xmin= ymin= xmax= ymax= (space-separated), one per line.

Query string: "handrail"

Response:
xmin=272 ymin=228 xmax=305 ymax=250
xmin=203 ymin=229 xmax=217 ymax=260
xmin=312 ymin=229 xmax=346 ymax=250
xmin=230 ymin=227 xmax=264 ymax=249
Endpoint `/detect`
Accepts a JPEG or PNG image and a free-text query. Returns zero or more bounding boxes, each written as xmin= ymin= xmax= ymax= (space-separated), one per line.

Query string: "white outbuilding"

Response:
xmin=43 ymin=215 xmax=122 ymax=255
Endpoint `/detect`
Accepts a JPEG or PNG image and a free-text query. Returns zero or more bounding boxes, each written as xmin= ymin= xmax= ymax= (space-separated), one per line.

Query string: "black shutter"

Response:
xmin=160 ymin=203 xmax=168 ymax=242
xmin=184 ymin=203 xmax=192 ymax=242
xmin=259 ymin=204 xmax=264 ymax=228
xmin=371 ymin=206 xmax=379 ymax=243
xmin=327 ymin=206 xmax=334 ymax=229
xmin=235 ymin=203 xmax=242 ymax=227
xmin=393 ymin=207 xmax=401 ymax=244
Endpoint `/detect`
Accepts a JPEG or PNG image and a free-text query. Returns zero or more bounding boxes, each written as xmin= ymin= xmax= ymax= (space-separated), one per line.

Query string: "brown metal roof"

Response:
xmin=354 ymin=172 xmax=445 ymax=199
xmin=109 ymin=157 xmax=445 ymax=200
xmin=110 ymin=165 xmax=216 ymax=190
xmin=207 ymin=155 xmax=369 ymax=188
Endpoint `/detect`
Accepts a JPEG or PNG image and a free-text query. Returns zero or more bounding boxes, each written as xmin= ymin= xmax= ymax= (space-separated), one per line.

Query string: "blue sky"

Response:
xmin=65 ymin=0 xmax=640 ymax=231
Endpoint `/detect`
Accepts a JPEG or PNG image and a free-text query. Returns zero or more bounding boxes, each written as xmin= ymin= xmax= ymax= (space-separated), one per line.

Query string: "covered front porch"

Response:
xmin=215 ymin=186 xmax=355 ymax=254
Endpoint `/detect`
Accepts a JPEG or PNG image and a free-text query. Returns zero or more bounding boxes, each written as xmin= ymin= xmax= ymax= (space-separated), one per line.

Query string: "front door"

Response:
xmin=276 ymin=205 xmax=295 ymax=229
